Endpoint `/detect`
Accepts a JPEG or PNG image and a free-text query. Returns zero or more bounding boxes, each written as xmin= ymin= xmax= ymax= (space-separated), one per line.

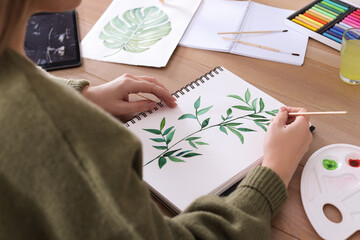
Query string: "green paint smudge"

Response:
xmin=323 ymin=159 xmax=338 ymax=170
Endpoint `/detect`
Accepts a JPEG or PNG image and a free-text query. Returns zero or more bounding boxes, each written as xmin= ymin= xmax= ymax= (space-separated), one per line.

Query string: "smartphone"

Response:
xmin=25 ymin=10 xmax=82 ymax=71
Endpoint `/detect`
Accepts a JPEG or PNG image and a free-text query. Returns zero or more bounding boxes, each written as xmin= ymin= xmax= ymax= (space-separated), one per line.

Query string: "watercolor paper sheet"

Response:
xmin=81 ymin=0 xmax=201 ymax=67
xmin=126 ymin=67 xmax=284 ymax=212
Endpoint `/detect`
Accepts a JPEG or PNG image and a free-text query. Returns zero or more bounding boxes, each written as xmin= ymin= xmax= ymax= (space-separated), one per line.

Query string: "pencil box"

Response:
xmin=284 ymin=0 xmax=360 ymax=50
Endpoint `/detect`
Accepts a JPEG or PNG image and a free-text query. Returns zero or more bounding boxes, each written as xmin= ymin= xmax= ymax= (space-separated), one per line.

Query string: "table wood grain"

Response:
xmin=52 ymin=0 xmax=360 ymax=239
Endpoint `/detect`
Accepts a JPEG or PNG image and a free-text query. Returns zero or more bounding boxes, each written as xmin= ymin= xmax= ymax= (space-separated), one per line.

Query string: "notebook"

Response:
xmin=179 ymin=0 xmax=309 ymax=66
xmin=125 ymin=67 xmax=284 ymax=213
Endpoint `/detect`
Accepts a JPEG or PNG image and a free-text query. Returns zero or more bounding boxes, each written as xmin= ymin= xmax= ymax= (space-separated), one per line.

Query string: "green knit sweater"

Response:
xmin=0 ymin=48 xmax=287 ymax=240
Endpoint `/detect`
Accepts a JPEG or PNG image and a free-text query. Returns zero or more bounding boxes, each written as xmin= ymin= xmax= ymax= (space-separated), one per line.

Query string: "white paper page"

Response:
xmin=126 ymin=67 xmax=284 ymax=211
xmin=230 ymin=2 xmax=308 ymax=66
xmin=179 ymin=0 xmax=249 ymax=52
xmin=81 ymin=0 xmax=201 ymax=67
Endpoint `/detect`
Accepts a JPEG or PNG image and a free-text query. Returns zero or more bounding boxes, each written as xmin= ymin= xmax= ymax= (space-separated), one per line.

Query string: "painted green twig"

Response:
xmin=143 ymin=89 xmax=278 ymax=169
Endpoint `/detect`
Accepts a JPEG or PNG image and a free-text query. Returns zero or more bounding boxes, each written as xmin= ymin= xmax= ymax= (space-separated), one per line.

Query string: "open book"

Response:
xmin=180 ymin=1 xmax=309 ymax=66
xmin=125 ymin=67 xmax=284 ymax=213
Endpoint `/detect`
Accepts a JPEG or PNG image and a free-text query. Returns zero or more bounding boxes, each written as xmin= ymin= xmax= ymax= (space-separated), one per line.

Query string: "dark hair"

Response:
xmin=0 ymin=0 xmax=29 ymax=55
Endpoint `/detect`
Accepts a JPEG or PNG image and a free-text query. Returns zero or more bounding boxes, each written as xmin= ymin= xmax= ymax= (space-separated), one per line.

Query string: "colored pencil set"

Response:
xmin=324 ymin=9 xmax=360 ymax=43
xmin=288 ymin=0 xmax=359 ymax=44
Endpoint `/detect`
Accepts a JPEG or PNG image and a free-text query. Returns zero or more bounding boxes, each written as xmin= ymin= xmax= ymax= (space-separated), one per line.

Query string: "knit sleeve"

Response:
xmin=50 ymin=76 xmax=90 ymax=92
xmin=61 ymin=79 xmax=90 ymax=92
xmin=169 ymin=166 xmax=288 ymax=240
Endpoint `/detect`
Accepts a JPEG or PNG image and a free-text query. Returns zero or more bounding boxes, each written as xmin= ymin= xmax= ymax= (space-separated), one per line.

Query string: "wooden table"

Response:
xmin=52 ymin=0 xmax=360 ymax=239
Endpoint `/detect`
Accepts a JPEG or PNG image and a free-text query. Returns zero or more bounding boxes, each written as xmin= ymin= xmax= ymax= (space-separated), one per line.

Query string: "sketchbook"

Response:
xmin=125 ymin=67 xmax=284 ymax=213
xmin=179 ymin=1 xmax=309 ymax=66
xmin=81 ymin=0 xmax=201 ymax=67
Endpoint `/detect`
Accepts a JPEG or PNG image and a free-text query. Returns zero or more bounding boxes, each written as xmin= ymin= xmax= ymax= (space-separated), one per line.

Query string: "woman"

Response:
xmin=0 ymin=0 xmax=312 ymax=239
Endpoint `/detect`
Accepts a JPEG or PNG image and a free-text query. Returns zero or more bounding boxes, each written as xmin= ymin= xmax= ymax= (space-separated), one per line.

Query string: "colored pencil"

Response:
xmin=323 ymin=0 xmax=349 ymax=11
xmin=352 ymin=12 xmax=360 ymax=19
xmin=306 ymin=11 xmax=330 ymax=24
xmin=222 ymin=37 xmax=300 ymax=56
xmin=323 ymin=32 xmax=342 ymax=43
xmin=347 ymin=15 xmax=360 ymax=23
xmin=312 ymin=6 xmax=337 ymax=19
xmin=330 ymin=28 xmax=343 ymax=36
xmin=335 ymin=23 xmax=348 ymax=31
xmin=296 ymin=16 xmax=321 ymax=30
xmin=288 ymin=111 xmax=347 ymax=116
xmin=315 ymin=4 xmax=339 ymax=17
xmin=326 ymin=29 xmax=341 ymax=39
xmin=343 ymin=19 xmax=360 ymax=28
xmin=315 ymin=4 xmax=340 ymax=16
xmin=333 ymin=26 xmax=345 ymax=34
xmin=351 ymin=13 xmax=360 ymax=20
xmin=354 ymin=10 xmax=360 ymax=16
xmin=217 ymin=30 xmax=288 ymax=35
xmin=304 ymin=12 xmax=328 ymax=25
xmin=345 ymin=17 xmax=360 ymax=26
xmin=352 ymin=14 xmax=360 ymax=21
xmin=321 ymin=1 xmax=346 ymax=13
xmin=299 ymin=14 xmax=324 ymax=27
xmin=292 ymin=18 xmax=318 ymax=31
xmin=328 ymin=29 xmax=343 ymax=39
xmin=308 ymin=9 xmax=333 ymax=22
xmin=318 ymin=2 xmax=342 ymax=14
xmin=340 ymin=22 xmax=352 ymax=29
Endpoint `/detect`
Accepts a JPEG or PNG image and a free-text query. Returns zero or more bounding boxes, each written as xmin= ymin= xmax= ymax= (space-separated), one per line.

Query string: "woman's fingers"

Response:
xmin=125 ymin=79 xmax=177 ymax=108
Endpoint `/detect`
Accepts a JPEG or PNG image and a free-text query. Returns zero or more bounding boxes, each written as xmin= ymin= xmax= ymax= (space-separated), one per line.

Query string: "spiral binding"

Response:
xmin=124 ymin=66 xmax=224 ymax=127
xmin=228 ymin=0 xmax=253 ymax=52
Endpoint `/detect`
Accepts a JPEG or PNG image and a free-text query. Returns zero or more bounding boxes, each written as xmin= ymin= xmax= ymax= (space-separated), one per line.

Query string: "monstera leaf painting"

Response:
xmin=99 ymin=6 xmax=172 ymax=56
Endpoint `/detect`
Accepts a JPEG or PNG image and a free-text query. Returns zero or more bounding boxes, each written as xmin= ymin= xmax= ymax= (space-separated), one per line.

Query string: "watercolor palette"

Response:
xmin=301 ymin=144 xmax=360 ymax=240
xmin=285 ymin=0 xmax=360 ymax=50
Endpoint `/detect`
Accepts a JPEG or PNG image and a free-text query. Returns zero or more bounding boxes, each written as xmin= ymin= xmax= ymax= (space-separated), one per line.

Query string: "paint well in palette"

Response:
xmin=301 ymin=144 xmax=360 ymax=240
xmin=323 ymin=159 xmax=338 ymax=170
xmin=322 ymin=157 xmax=360 ymax=169
xmin=348 ymin=159 xmax=360 ymax=167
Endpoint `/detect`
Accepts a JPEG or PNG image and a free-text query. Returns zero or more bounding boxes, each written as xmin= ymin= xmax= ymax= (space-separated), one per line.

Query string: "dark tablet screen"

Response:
xmin=25 ymin=10 xmax=81 ymax=71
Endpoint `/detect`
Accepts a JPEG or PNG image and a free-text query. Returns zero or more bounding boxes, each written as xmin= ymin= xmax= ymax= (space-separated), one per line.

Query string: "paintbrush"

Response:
xmin=222 ymin=37 xmax=300 ymax=56
xmin=289 ymin=111 xmax=348 ymax=116
xmin=218 ymin=30 xmax=288 ymax=35
xmin=136 ymin=93 xmax=155 ymax=101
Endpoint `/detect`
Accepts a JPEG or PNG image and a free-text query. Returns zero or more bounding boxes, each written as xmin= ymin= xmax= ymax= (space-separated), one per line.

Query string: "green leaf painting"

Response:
xmin=178 ymin=114 xmax=197 ymax=120
xmin=99 ymin=6 xmax=172 ymax=56
xmin=143 ymin=89 xmax=278 ymax=169
xmin=158 ymin=157 xmax=167 ymax=169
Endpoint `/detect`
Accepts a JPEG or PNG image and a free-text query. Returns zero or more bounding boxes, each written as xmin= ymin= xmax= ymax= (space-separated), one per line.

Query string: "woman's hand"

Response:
xmin=262 ymin=106 xmax=313 ymax=187
xmin=82 ymin=74 xmax=177 ymax=121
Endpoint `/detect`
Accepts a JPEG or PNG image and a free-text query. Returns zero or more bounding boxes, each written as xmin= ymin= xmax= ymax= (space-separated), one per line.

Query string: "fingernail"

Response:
xmin=279 ymin=107 xmax=287 ymax=112
xmin=148 ymin=102 xmax=156 ymax=109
